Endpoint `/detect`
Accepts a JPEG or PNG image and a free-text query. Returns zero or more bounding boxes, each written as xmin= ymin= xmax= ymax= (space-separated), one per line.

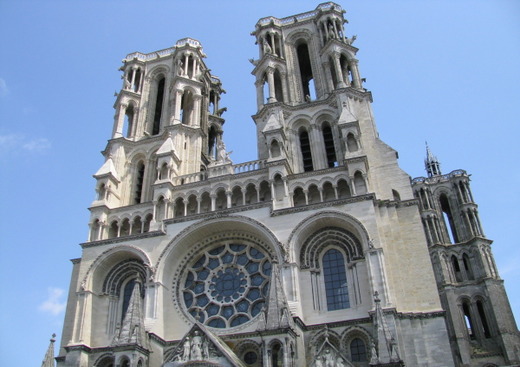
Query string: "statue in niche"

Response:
xmin=177 ymin=59 xmax=184 ymax=75
xmin=182 ymin=337 xmax=191 ymax=361
xmin=191 ymin=331 xmax=203 ymax=360
xmin=328 ymin=23 xmax=337 ymax=39
xmin=263 ymin=39 xmax=272 ymax=54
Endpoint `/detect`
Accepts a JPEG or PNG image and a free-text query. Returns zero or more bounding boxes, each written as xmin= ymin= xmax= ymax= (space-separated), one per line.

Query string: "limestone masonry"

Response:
xmin=54 ymin=3 xmax=520 ymax=367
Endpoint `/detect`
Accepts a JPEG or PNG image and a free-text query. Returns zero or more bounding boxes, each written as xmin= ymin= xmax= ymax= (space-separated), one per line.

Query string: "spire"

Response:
xmin=424 ymin=142 xmax=441 ymax=177
xmin=257 ymin=263 xmax=293 ymax=331
xmin=41 ymin=333 xmax=56 ymax=367
xmin=112 ymin=274 xmax=149 ymax=349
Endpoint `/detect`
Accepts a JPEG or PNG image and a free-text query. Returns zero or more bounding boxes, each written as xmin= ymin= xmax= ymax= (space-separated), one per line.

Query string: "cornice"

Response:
xmin=163 ymin=202 xmax=271 ymax=225
xmin=272 ymin=194 xmax=374 ymax=217
xmin=81 ymin=230 xmax=165 ymax=248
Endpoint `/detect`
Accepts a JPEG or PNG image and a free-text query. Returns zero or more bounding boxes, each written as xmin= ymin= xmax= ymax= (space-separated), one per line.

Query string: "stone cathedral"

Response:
xmin=55 ymin=3 xmax=520 ymax=367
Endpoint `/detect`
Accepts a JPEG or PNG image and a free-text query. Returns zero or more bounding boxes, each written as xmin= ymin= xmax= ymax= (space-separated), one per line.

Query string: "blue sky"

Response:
xmin=0 ymin=1 xmax=518 ymax=365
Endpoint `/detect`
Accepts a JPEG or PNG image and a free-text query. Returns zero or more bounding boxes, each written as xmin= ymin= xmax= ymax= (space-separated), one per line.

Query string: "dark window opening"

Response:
xmin=271 ymin=343 xmax=282 ymax=367
xmin=297 ymin=42 xmax=315 ymax=101
xmin=463 ymin=254 xmax=474 ymax=280
xmin=350 ymin=338 xmax=367 ymax=362
xmin=274 ymin=69 xmax=284 ymax=102
xmin=152 ymin=77 xmax=165 ymax=135
xmin=299 ymin=130 xmax=313 ymax=172
xmin=208 ymin=126 xmax=218 ymax=159
xmin=134 ymin=162 xmax=145 ymax=204
xmin=463 ymin=302 xmax=475 ymax=339
xmin=440 ymin=194 xmax=459 ymax=243
xmin=322 ymin=123 xmax=337 ymax=167
xmin=452 ymin=256 xmax=462 ymax=282
xmin=477 ymin=301 xmax=491 ymax=338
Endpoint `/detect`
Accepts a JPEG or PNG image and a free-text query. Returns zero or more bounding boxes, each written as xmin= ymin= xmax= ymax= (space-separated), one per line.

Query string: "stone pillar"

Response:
xmin=267 ymin=68 xmax=276 ymax=103
xmin=332 ymin=52 xmax=346 ymax=88
xmin=350 ymin=59 xmax=362 ymax=88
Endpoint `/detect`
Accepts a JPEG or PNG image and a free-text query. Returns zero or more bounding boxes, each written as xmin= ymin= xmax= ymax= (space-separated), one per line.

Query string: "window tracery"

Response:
xmin=181 ymin=243 xmax=272 ymax=328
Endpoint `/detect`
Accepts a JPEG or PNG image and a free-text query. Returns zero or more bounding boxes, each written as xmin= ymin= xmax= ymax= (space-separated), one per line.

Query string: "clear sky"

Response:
xmin=0 ymin=1 xmax=518 ymax=365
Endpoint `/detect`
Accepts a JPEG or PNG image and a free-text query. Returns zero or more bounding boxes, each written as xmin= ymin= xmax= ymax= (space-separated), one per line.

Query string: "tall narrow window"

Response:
xmin=152 ymin=77 xmax=165 ymax=135
xmin=121 ymin=279 xmax=136 ymax=320
xmin=477 ymin=300 xmax=491 ymax=338
xmin=208 ymin=126 xmax=218 ymax=158
xmin=274 ymin=69 xmax=284 ymax=102
xmin=134 ymin=161 xmax=145 ymax=204
xmin=322 ymin=123 xmax=337 ymax=167
xmin=299 ymin=130 xmax=313 ymax=172
xmin=350 ymin=338 xmax=367 ymax=362
xmin=452 ymin=256 xmax=462 ymax=282
xmin=296 ymin=42 xmax=315 ymax=101
xmin=440 ymin=194 xmax=459 ymax=243
xmin=323 ymin=249 xmax=350 ymax=310
xmin=271 ymin=343 xmax=282 ymax=367
xmin=123 ymin=105 xmax=134 ymax=138
xmin=181 ymin=90 xmax=194 ymax=125
xmin=462 ymin=302 xmax=474 ymax=339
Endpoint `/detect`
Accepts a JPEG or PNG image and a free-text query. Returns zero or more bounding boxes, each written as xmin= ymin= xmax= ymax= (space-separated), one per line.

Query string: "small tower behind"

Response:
xmin=412 ymin=146 xmax=520 ymax=367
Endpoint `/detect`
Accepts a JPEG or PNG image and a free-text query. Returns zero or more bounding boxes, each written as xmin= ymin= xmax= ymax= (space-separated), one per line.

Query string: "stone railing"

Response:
xmin=124 ymin=47 xmax=176 ymax=62
xmin=412 ymin=169 xmax=467 ymax=184
xmin=257 ymin=2 xmax=341 ymax=27
xmin=233 ymin=160 xmax=266 ymax=174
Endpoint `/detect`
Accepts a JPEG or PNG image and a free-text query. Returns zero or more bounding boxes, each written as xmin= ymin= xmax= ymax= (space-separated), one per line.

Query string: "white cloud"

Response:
xmin=0 ymin=78 xmax=8 ymax=97
xmin=0 ymin=134 xmax=51 ymax=155
xmin=39 ymin=287 xmax=66 ymax=316
xmin=22 ymin=137 xmax=51 ymax=152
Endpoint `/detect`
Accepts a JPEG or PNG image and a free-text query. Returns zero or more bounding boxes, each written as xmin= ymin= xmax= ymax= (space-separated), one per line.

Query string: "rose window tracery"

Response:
xmin=182 ymin=243 xmax=272 ymax=328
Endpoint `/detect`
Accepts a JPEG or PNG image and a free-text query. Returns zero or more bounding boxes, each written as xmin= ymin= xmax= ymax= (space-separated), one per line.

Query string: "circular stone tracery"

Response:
xmin=182 ymin=243 xmax=271 ymax=328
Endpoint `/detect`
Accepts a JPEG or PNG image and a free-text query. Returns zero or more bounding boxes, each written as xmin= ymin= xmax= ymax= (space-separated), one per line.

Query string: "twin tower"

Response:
xmin=55 ymin=3 xmax=519 ymax=367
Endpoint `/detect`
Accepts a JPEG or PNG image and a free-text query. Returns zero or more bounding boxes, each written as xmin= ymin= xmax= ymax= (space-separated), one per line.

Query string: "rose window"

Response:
xmin=182 ymin=243 xmax=272 ymax=328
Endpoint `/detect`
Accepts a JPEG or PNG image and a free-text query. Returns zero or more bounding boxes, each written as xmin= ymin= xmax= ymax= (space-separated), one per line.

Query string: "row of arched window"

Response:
xmin=90 ymin=214 xmax=153 ymax=242
xmin=460 ymin=297 xmax=492 ymax=341
xmin=292 ymin=175 xmax=367 ymax=207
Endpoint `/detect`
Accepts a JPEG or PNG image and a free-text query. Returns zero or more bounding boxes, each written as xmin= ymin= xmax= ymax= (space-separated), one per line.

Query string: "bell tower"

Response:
xmin=89 ymin=38 xmax=228 ymax=238
xmin=412 ymin=146 xmax=520 ymax=366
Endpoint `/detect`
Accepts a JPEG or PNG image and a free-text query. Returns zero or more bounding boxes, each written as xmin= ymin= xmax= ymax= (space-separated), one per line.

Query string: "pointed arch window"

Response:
xmin=123 ymin=105 xmax=134 ymax=138
xmin=152 ymin=77 xmax=165 ymax=135
xmin=299 ymin=129 xmax=313 ymax=172
xmin=440 ymin=194 xmax=459 ymax=243
xmin=346 ymin=133 xmax=358 ymax=152
xmin=271 ymin=342 xmax=283 ymax=367
xmin=350 ymin=338 xmax=367 ymax=362
xmin=322 ymin=123 xmax=337 ymax=167
xmin=476 ymin=300 xmax=491 ymax=338
xmin=323 ymin=249 xmax=350 ymax=311
xmin=354 ymin=171 xmax=367 ymax=195
xmin=296 ymin=41 xmax=315 ymax=101
xmin=134 ymin=161 xmax=145 ymax=204
xmin=462 ymin=301 xmax=475 ymax=339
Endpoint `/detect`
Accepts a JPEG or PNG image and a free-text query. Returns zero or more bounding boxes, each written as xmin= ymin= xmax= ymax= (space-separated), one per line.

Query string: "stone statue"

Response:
xmin=183 ymin=337 xmax=191 ymax=361
xmin=346 ymin=35 xmax=357 ymax=45
xmin=191 ymin=331 xmax=203 ymax=360
xmin=328 ymin=23 xmax=336 ymax=39
xmin=369 ymin=340 xmax=379 ymax=364
xmin=177 ymin=59 xmax=184 ymax=75
xmin=263 ymin=39 xmax=272 ymax=54
xmin=217 ymin=141 xmax=232 ymax=163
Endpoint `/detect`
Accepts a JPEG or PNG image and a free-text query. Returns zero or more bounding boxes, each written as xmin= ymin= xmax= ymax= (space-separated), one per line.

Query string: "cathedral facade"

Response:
xmin=56 ymin=3 xmax=519 ymax=367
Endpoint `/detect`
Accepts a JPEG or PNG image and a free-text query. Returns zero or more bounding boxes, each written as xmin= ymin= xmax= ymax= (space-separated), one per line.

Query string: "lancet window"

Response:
xmin=440 ymin=194 xmax=458 ymax=243
xmin=323 ymin=248 xmax=350 ymax=310
xmin=296 ymin=41 xmax=315 ymax=101
xmin=134 ymin=161 xmax=146 ymax=204
xmin=299 ymin=129 xmax=314 ymax=172
xmin=322 ymin=122 xmax=337 ymax=167
xmin=123 ymin=105 xmax=135 ymax=138
xmin=151 ymin=77 xmax=165 ymax=135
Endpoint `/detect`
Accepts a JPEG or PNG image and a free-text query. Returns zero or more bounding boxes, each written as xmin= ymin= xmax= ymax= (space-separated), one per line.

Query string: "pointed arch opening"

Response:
xmin=322 ymin=122 xmax=337 ymax=167
xmin=323 ymin=248 xmax=350 ymax=310
xmin=346 ymin=133 xmax=358 ymax=152
xmin=134 ymin=161 xmax=146 ymax=204
xmin=440 ymin=194 xmax=459 ymax=243
xmin=123 ymin=105 xmax=134 ymax=138
xmin=299 ymin=128 xmax=313 ymax=172
xmin=296 ymin=41 xmax=315 ymax=101
xmin=354 ymin=171 xmax=367 ymax=195
xmin=152 ymin=76 xmax=165 ymax=135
